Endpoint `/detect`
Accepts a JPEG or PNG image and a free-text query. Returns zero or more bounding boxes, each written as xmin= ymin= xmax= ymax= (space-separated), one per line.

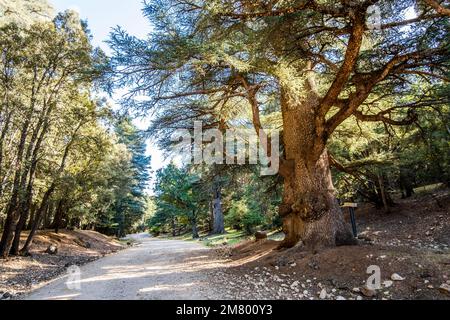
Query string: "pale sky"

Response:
xmin=52 ymin=0 xmax=169 ymax=190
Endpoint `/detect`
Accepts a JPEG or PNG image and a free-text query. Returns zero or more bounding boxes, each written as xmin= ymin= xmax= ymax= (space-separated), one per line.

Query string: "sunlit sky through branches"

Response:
xmin=52 ymin=0 xmax=168 ymax=192
xmin=51 ymin=1 xmax=419 ymax=194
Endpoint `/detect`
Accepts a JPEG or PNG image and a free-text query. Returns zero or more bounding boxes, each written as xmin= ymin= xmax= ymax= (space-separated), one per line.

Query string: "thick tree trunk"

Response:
xmin=191 ymin=210 xmax=200 ymax=239
xmin=278 ymin=87 xmax=355 ymax=250
xmin=211 ymin=184 xmax=225 ymax=235
xmin=280 ymin=150 xmax=355 ymax=249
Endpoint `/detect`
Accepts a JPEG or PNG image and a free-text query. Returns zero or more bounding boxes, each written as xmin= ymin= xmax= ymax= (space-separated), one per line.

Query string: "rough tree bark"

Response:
xmin=278 ymin=87 xmax=355 ymax=250
xmin=271 ymin=12 xmax=368 ymax=249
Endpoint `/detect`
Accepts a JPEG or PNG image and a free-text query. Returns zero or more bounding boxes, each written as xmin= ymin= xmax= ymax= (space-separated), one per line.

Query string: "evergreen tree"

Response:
xmin=113 ymin=118 xmax=151 ymax=237
xmin=151 ymin=164 xmax=208 ymax=239
xmin=108 ymin=0 xmax=449 ymax=248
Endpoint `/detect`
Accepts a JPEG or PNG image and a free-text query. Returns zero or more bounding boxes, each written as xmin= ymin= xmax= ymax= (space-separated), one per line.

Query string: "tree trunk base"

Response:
xmin=278 ymin=207 xmax=357 ymax=251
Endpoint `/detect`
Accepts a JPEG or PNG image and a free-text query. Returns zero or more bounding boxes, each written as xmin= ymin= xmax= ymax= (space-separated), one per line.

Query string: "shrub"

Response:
xmin=225 ymin=199 xmax=266 ymax=235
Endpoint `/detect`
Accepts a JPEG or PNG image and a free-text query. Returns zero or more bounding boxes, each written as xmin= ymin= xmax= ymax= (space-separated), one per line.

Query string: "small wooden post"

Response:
xmin=342 ymin=203 xmax=358 ymax=238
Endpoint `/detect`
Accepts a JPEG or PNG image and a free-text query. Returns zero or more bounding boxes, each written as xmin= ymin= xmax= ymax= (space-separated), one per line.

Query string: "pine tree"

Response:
xmin=113 ymin=118 xmax=151 ymax=237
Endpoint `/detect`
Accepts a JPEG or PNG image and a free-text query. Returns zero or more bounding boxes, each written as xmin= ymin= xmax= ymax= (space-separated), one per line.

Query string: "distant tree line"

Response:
xmin=149 ymin=164 xmax=282 ymax=239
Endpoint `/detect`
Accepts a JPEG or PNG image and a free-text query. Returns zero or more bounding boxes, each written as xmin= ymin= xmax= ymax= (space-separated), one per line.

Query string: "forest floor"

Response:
xmin=0 ymin=230 xmax=125 ymax=299
xmin=209 ymin=188 xmax=450 ymax=300
xmin=2 ymin=188 xmax=449 ymax=301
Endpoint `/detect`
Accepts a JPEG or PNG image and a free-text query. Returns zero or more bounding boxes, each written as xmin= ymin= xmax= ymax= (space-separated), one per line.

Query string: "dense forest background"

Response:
xmin=0 ymin=0 xmax=448 ymax=259
xmin=0 ymin=1 xmax=150 ymax=258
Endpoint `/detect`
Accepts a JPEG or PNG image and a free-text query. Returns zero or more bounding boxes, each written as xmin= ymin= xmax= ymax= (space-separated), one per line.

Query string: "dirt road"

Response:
xmin=24 ymin=234 xmax=223 ymax=300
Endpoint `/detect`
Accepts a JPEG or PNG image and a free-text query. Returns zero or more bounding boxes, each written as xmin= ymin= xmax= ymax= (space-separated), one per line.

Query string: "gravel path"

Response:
xmin=23 ymin=234 xmax=223 ymax=300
